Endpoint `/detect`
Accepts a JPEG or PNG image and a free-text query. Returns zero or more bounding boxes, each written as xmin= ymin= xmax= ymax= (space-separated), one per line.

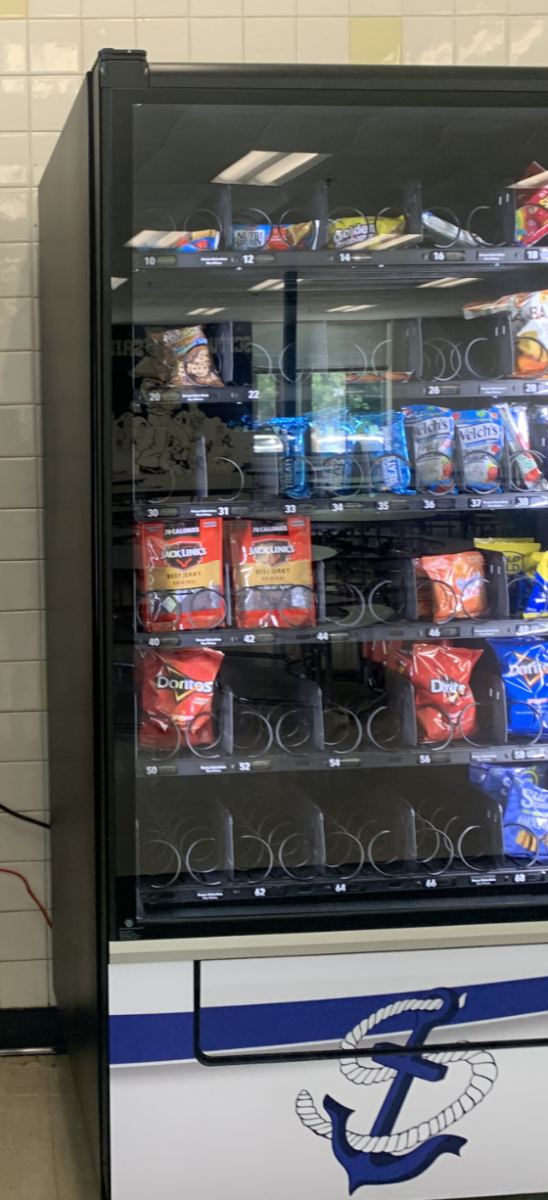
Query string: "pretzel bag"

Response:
xmin=137 ymin=519 xmax=224 ymax=632
xmin=228 ymin=517 xmax=315 ymax=628
xmin=138 ymin=647 xmax=224 ymax=749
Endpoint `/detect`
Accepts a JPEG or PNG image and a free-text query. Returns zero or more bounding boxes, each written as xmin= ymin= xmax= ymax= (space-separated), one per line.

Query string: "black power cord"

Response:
xmin=0 ymin=802 xmax=50 ymax=830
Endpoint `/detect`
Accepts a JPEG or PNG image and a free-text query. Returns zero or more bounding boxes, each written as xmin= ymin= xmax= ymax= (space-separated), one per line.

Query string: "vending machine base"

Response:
xmin=109 ymin=927 xmax=548 ymax=1200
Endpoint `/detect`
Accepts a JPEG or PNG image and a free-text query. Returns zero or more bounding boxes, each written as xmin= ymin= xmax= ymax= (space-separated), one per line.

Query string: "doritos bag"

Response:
xmin=138 ymin=647 xmax=224 ymax=749
xmin=389 ymin=642 xmax=483 ymax=743
xmin=488 ymin=638 xmax=548 ymax=739
xmin=421 ymin=550 xmax=488 ymax=622
xmin=228 ymin=517 xmax=315 ymax=628
xmin=137 ymin=519 xmax=224 ymax=631
xmin=464 ymin=292 xmax=548 ymax=379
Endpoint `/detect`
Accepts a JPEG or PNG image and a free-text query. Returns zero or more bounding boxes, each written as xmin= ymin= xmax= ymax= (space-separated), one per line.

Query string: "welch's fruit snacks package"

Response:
xmin=464 ymin=291 xmax=548 ymax=378
xmin=454 ymin=408 xmax=504 ymax=492
xmin=402 ymin=405 xmax=455 ymax=494
xmin=488 ymin=638 xmax=548 ymax=739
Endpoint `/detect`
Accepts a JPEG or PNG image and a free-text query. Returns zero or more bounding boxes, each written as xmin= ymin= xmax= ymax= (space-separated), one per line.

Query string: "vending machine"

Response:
xmin=41 ymin=53 xmax=548 ymax=1199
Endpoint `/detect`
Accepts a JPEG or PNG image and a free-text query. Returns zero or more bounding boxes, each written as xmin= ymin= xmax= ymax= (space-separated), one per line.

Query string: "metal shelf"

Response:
xmin=133 ymin=245 xmax=548 ymax=272
xmin=130 ymin=615 xmax=548 ymax=650
xmin=137 ymin=741 xmax=548 ymax=778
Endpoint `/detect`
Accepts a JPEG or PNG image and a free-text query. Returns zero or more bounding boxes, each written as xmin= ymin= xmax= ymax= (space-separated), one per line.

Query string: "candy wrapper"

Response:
xmin=464 ymin=291 xmax=548 ymax=378
xmin=145 ymin=326 xmax=223 ymax=388
xmin=352 ymin=412 xmax=412 ymax=493
xmin=420 ymin=550 xmax=488 ymax=622
xmin=127 ymin=229 xmax=221 ymax=252
xmin=228 ymin=517 xmax=315 ymax=628
xmin=138 ymin=646 xmax=224 ymax=749
xmin=232 ymin=221 xmax=319 ymax=252
xmin=327 ymin=213 xmax=406 ymax=250
xmin=402 ymin=405 xmax=455 ymax=494
xmin=488 ymin=638 xmax=548 ymax=739
xmin=494 ymin=403 xmax=546 ymax=490
xmin=137 ymin=519 xmax=224 ymax=632
xmin=454 ymin=409 xmax=503 ymax=492
xmin=513 ymin=161 xmax=548 ymax=248
xmin=388 ymin=642 xmax=483 ymax=743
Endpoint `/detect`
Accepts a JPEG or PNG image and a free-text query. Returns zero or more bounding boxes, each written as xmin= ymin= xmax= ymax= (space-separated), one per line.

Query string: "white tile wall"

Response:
xmin=0 ymin=0 xmax=544 ymax=1014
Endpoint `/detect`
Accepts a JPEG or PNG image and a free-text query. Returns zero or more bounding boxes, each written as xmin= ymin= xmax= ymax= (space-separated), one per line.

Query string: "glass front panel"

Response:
xmin=111 ymin=96 xmax=548 ymax=933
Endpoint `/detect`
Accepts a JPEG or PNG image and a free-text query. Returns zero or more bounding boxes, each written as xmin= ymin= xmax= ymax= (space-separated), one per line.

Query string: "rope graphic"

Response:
xmin=295 ymin=995 xmax=497 ymax=1155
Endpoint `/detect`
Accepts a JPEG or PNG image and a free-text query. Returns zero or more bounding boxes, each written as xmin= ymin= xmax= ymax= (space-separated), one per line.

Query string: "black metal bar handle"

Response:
xmin=192 ymin=961 xmax=548 ymax=1068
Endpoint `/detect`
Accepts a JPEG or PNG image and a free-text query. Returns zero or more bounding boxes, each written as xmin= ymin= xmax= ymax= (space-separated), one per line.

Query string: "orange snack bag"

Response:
xmin=420 ymin=551 xmax=488 ymax=622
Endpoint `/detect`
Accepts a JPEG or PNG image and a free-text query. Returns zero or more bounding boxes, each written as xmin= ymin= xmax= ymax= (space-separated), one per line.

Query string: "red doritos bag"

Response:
xmin=137 ymin=519 xmax=224 ymax=631
xmin=227 ymin=517 xmax=315 ymax=628
xmin=388 ymin=642 xmax=483 ymax=742
xmin=138 ymin=647 xmax=223 ymax=749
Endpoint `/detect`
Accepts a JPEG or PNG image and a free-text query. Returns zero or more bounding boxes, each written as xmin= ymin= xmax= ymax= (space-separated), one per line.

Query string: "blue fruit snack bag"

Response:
xmin=503 ymin=777 xmax=548 ymax=859
xmin=255 ymin=416 xmax=309 ymax=498
xmin=352 ymin=411 xmax=412 ymax=493
xmin=454 ymin=409 xmax=504 ymax=492
xmin=308 ymin=408 xmax=355 ymax=496
xmin=488 ymin=638 xmax=548 ymax=738
xmin=401 ymin=405 xmax=455 ymax=493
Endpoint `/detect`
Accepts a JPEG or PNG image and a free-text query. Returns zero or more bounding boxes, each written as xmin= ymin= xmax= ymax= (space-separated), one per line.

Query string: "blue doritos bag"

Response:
xmin=488 ymin=638 xmax=548 ymax=738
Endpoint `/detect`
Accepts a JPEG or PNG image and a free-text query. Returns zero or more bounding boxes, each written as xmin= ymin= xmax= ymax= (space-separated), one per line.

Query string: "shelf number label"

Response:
xmin=285 ymin=504 xmax=297 ymax=513
xmin=514 ymin=749 xmax=526 ymax=760
xmin=317 ymin=631 xmax=329 ymax=642
xmin=425 ymin=878 xmax=437 ymax=888
xmin=432 ymin=251 xmax=445 ymax=261
xmin=428 ymin=627 xmax=441 ymax=638
xmin=146 ymin=765 xmax=158 ymax=776
xmin=148 ymin=391 xmax=161 ymax=403
xmin=329 ymin=758 xmax=341 ymax=768
xmin=147 ymin=508 xmax=159 ymax=518
xmin=469 ymin=498 xmax=482 ymax=509
xmin=377 ymin=500 xmax=389 ymax=511
xmin=332 ymin=502 xmax=344 ymax=512
xmin=239 ymin=761 xmax=251 ymax=771
xmin=148 ymin=637 xmax=160 ymax=647
xmin=427 ymin=386 xmax=441 ymax=396
xmin=422 ymin=499 xmax=436 ymax=510
xmin=248 ymin=390 xmax=259 ymax=399
xmin=254 ymin=887 xmax=266 ymax=897
xmin=243 ymin=254 xmax=254 ymax=264
xmin=419 ymin=754 xmax=432 ymax=764
xmin=243 ymin=634 xmax=255 ymax=644
xmin=516 ymin=496 xmax=529 ymax=508
xmin=144 ymin=255 xmax=156 ymax=266
xmin=218 ymin=506 xmax=229 ymax=516
xmin=514 ymin=873 xmax=526 ymax=883
xmin=339 ymin=253 xmax=351 ymax=262
xmin=335 ymin=883 xmax=346 ymax=893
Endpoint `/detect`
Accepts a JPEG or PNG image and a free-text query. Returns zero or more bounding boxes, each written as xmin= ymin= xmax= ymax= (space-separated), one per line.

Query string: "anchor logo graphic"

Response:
xmin=296 ymin=987 xmax=497 ymax=1191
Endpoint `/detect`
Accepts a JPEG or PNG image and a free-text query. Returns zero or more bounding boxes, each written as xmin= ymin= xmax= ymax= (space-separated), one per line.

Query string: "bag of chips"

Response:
xmin=488 ymin=638 xmax=548 ymax=739
xmin=464 ymin=292 xmax=548 ymax=378
xmin=454 ymin=409 xmax=504 ymax=492
xmin=352 ymin=411 xmax=412 ymax=493
xmin=420 ymin=550 xmax=488 ymax=622
xmin=228 ymin=517 xmax=315 ymax=628
xmin=138 ymin=646 xmax=224 ymax=749
xmin=523 ymin=549 xmax=548 ymax=618
xmin=327 ymin=213 xmax=406 ymax=250
xmin=470 ymin=762 xmax=546 ymax=802
xmin=137 ymin=519 xmax=224 ymax=632
xmin=402 ymin=405 xmax=455 ymax=494
xmin=503 ymin=777 xmax=548 ymax=858
xmin=389 ymin=642 xmax=483 ymax=743
xmin=146 ymin=326 xmax=223 ymax=388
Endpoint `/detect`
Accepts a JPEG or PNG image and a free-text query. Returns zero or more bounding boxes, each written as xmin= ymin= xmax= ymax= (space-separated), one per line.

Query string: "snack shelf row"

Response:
xmin=133 ymin=491 xmax=548 ymax=522
xmin=134 ymin=380 xmax=548 ymax=407
xmin=137 ymin=742 xmax=548 ymax=777
xmin=130 ymin=617 xmax=548 ymax=650
xmin=132 ymin=246 xmax=548 ymax=271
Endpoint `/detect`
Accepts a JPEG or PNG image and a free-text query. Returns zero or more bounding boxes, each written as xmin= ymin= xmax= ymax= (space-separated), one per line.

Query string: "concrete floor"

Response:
xmin=0 ymin=1054 xmax=97 ymax=1199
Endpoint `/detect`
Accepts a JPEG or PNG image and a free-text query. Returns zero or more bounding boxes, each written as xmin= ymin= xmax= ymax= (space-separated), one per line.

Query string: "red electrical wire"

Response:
xmin=0 ymin=867 xmax=52 ymax=928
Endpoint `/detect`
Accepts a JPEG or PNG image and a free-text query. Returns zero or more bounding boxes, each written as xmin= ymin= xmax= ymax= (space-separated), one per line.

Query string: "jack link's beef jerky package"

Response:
xmin=420 ymin=550 xmax=488 ymax=622
xmin=488 ymin=638 xmax=548 ymax=738
xmin=402 ymin=405 xmax=455 ymax=494
xmin=137 ymin=519 xmax=224 ymax=631
xmin=138 ymin=646 xmax=224 ymax=749
xmin=228 ymin=517 xmax=315 ymax=628
xmin=454 ymin=409 xmax=504 ymax=492
xmin=388 ymin=641 xmax=483 ymax=743
xmin=464 ymin=292 xmax=548 ymax=378
xmin=145 ymin=325 xmax=223 ymax=388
